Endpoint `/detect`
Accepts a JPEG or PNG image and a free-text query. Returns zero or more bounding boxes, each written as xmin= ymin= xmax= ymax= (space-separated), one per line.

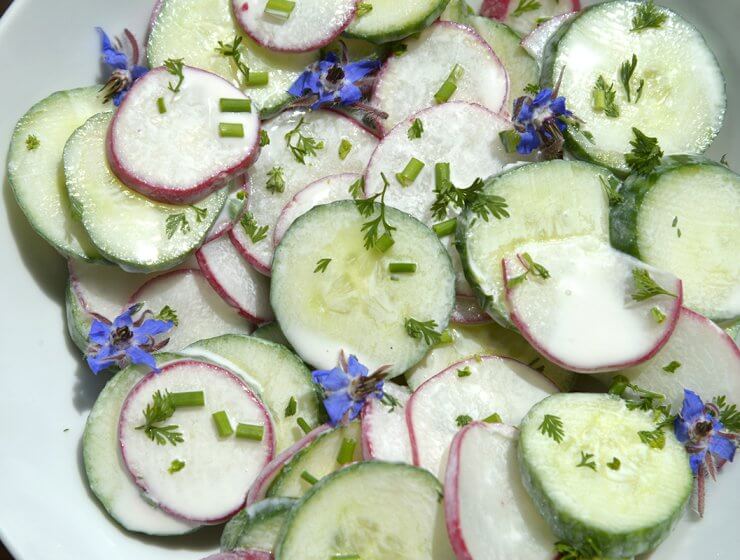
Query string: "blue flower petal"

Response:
xmin=125 ymin=345 xmax=158 ymax=371
xmin=673 ymin=414 xmax=690 ymax=443
xmin=517 ymin=125 xmax=540 ymax=154
xmin=288 ymin=71 xmax=312 ymax=97
xmin=113 ymin=308 xmax=134 ymax=330
xmin=680 ymin=389 xmax=706 ymax=424
xmin=97 ymin=27 xmax=128 ymax=70
xmin=313 ymin=367 xmax=350 ymax=391
xmin=343 ymin=58 xmax=381 ymax=83
xmin=133 ymin=318 xmax=173 ymax=342
xmin=549 ymin=96 xmax=567 ymax=115
xmin=516 ymin=100 xmax=533 ymax=124
xmin=346 ymin=355 xmax=369 ymax=379
xmin=708 ymin=434 xmax=736 ymax=463
xmin=131 ymin=65 xmax=149 ymax=81
xmin=337 ymin=83 xmax=362 ymax=106
xmin=533 ymin=88 xmax=553 ymax=106
xmin=689 ymin=449 xmax=706 ymax=474
xmin=86 ymin=354 xmax=117 ymax=374
xmin=348 ymin=400 xmax=364 ymax=422
xmin=88 ymin=319 xmax=112 ymax=345
xmin=323 ymin=391 xmax=353 ymax=425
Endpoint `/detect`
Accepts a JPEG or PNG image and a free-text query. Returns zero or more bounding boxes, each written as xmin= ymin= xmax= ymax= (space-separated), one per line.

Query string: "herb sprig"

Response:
xmin=593 ymin=75 xmax=620 ymax=117
xmin=135 ymin=390 xmax=184 ymax=446
xmin=538 ymin=414 xmax=564 ymax=443
xmin=215 ymin=35 xmax=250 ymax=84
xmin=631 ymin=268 xmax=676 ymax=301
xmin=408 ymin=118 xmax=424 ymax=140
xmin=240 ymin=212 xmax=269 ymax=243
xmin=284 ymin=117 xmax=324 ymax=164
xmin=266 ymin=166 xmax=286 ymax=194
xmin=404 ymin=317 xmax=442 ymax=345
xmin=25 ymin=135 xmax=40 ymax=150
xmin=625 ymin=128 xmax=663 ymax=175
xmin=632 ymin=1 xmax=668 ymax=32
xmin=619 ymin=54 xmax=644 ymax=103
xmin=164 ymin=58 xmax=185 ymax=93
xmin=511 ymin=0 xmax=541 ymax=18
xmin=712 ymin=396 xmax=740 ymax=433
xmin=356 ymin=173 xmax=396 ymax=251
xmin=576 ymin=451 xmax=597 ymax=471
xmin=430 ymin=176 xmax=509 ymax=222
xmin=314 ymin=258 xmax=331 ymax=273
xmin=508 ymin=253 xmax=551 ymax=287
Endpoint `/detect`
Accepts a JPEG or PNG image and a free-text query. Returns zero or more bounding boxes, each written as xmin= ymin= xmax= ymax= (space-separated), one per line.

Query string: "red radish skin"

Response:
xmin=360 ymin=383 xmax=412 ymax=462
xmin=232 ymin=0 xmax=359 ymax=54
xmin=119 ymin=360 xmax=275 ymax=524
xmin=481 ymin=0 xmax=581 ymax=19
xmin=451 ymin=297 xmax=492 ymax=325
xmin=245 ymin=424 xmax=332 ymax=506
xmin=107 ymin=67 xmax=261 ymax=205
xmin=229 ymin=228 xmax=272 ymax=277
xmin=503 ymin=256 xmax=683 ymax=374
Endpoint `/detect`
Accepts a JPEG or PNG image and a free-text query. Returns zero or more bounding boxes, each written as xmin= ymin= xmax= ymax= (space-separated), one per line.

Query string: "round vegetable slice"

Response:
xmin=361 ymin=381 xmax=412 ymax=463
xmin=610 ymin=156 xmax=740 ymax=321
xmin=221 ymin=497 xmax=296 ymax=553
xmin=275 ymin=462 xmax=455 ymax=559
xmin=518 ymin=393 xmax=692 ymax=558
xmin=482 ymin=0 xmax=580 ymax=35
xmin=119 ymin=360 xmax=275 ymax=523
xmin=271 ymin=201 xmax=455 ymax=374
xmin=520 ymin=11 xmax=577 ymax=65
xmin=345 ymin=0 xmax=451 ymax=44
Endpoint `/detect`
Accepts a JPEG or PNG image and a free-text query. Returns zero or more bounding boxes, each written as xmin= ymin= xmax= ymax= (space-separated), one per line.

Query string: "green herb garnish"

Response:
xmin=662 ymin=360 xmax=681 ymax=374
xmin=240 ymin=212 xmax=269 ymax=243
xmin=625 ymin=127 xmax=663 ymax=175
xmin=168 ymin=459 xmax=186 ymax=474
xmin=284 ymin=117 xmax=324 ymax=164
xmin=357 ymin=2 xmax=372 ymax=16
xmin=631 ymin=1 xmax=668 ymax=32
xmin=216 ymin=35 xmax=250 ymax=84
xmin=456 ymin=366 xmax=472 ymax=378
xmin=404 ymin=317 xmax=442 ymax=345
xmin=164 ymin=58 xmax=185 ymax=93
xmin=576 ymin=451 xmax=597 ymax=471
xmin=456 ymin=414 xmax=473 ymax=427
xmin=431 ymin=174 xmax=509 ymax=222
xmin=156 ymin=305 xmax=179 ymax=326
xmin=356 ymin=173 xmax=396 ymax=251
xmin=284 ymin=396 xmax=297 ymax=417
xmin=25 ymin=134 xmax=40 ymax=150
xmin=508 ymin=252 xmax=551 ymax=287
xmin=619 ymin=54 xmax=640 ymax=103
xmin=651 ymin=306 xmax=666 ymax=324
xmin=638 ymin=428 xmax=666 ymax=449
xmin=338 ymin=138 xmax=353 ymax=160
xmin=165 ymin=213 xmax=190 ymax=239
xmin=407 ymin=118 xmax=424 ymax=140
xmin=631 ymin=268 xmax=676 ymax=301
xmin=712 ymin=396 xmax=740 ymax=433
xmin=266 ymin=165 xmax=286 ymax=194
xmin=607 ymin=457 xmax=621 ymax=470
xmin=593 ymin=75 xmax=619 ymax=117
xmin=348 ymin=177 xmax=364 ymax=199
xmin=314 ymin=258 xmax=332 ymax=273
xmin=523 ymin=83 xmax=540 ymax=95
xmin=337 ymin=438 xmax=357 ymax=465
xmin=259 ymin=129 xmax=270 ymax=147
xmin=538 ymin=414 xmax=564 ymax=443
xmin=483 ymin=412 xmax=503 ymax=424
xmin=511 ymin=0 xmax=541 ymax=18
xmin=300 ymin=470 xmax=318 ymax=485
xmin=135 ymin=391 xmax=184 ymax=446
xmin=212 ymin=410 xmax=234 ymax=438
xmin=599 ymin=175 xmax=623 ymax=204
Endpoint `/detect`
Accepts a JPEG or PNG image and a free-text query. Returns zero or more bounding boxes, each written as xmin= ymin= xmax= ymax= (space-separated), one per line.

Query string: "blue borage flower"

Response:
xmin=312 ymin=352 xmax=391 ymax=426
xmin=674 ymin=389 xmax=736 ymax=516
xmin=86 ymin=304 xmax=173 ymax=374
xmin=512 ymin=87 xmax=572 ymax=155
xmin=96 ymin=27 xmax=148 ymax=106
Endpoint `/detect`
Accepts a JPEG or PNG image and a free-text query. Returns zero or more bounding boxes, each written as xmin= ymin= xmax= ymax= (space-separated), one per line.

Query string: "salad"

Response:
xmin=5 ymin=0 xmax=739 ymax=558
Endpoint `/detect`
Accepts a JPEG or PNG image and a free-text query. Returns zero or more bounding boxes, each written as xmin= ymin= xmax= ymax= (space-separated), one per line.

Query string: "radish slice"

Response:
xmin=108 ymin=66 xmax=260 ymax=204
xmin=69 ymin=260 xmax=151 ymax=321
xmin=520 ymin=12 xmax=577 ymax=65
xmin=504 ymin=237 xmax=683 ymax=373
xmin=232 ymin=0 xmax=357 ymax=53
xmin=196 ymin=234 xmax=274 ymax=324
xmin=206 ymin=179 xmax=248 ymax=243
xmin=372 ymin=22 xmax=508 ymax=130
xmin=481 ymin=0 xmax=580 ymax=35
xmin=119 ymin=360 xmax=275 ymax=523
xmin=273 ymin=173 xmax=359 ymax=245
xmin=450 ymin=297 xmax=491 ymax=325
xmin=230 ymin=110 xmax=378 ymax=275
xmin=407 ymin=355 xmax=557 ymax=478
xmin=599 ymin=308 xmax=740 ymax=411
xmin=445 ymin=422 xmax=554 ymax=560
xmin=361 ymin=382 xmax=412 ymax=463
xmin=129 ymin=269 xmax=252 ymax=351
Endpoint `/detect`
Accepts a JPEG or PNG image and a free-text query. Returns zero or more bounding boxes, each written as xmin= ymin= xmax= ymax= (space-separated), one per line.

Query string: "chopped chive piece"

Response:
xmin=300 ymin=470 xmax=318 ymax=485
xmin=212 ymin=411 xmax=234 ymax=438
xmin=219 ymin=122 xmax=245 ymax=138
xmin=245 ymin=71 xmax=269 ymax=87
xmin=434 ymin=162 xmax=451 ymax=191
xmin=168 ymin=459 xmax=186 ymax=474
xmin=457 ymin=366 xmax=472 ymax=378
xmin=236 ymin=423 xmax=265 ymax=441
xmin=297 ymin=417 xmax=312 ymax=434
xmin=374 ymin=232 xmax=395 ymax=253
xmin=157 ymin=96 xmax=167 ymax=114
xmin=408 ymin=118 xmax=424 ymax=140
xmin=396 ymin=157 xmax=425 ymax=186
xmin=662 ymin=360 xmax=681 ymax=374
xmin=433 ymin=218 xmax=457 ymax=238
xmin=337 ymin=438 xmax=357 ymax=465
xmin=607 ymin=457 xmax=621 ymax=470
xmin=219 ymin=98 xmax=252 ymax=113
xmin=264 ymin=0 xmax=295 ymax=19
xmin=388 ymin=262 xmax=417 ymax=274
xmin=499 ymin=130 xmax=521 ymax=153
xmin=170 ymin=391 xmax=205 ymax=408
xmin=434 ymin=64 xmax=464 ymax=104
xmin=284 ymin=396 xmax=297 ymax=417
xmin=483 ymin=412 xmax=503 ymax=424
xmin=338 ymin=138 xmax=353 ymax=160
xmin=651 ymin=306 xmax=666 ymax=324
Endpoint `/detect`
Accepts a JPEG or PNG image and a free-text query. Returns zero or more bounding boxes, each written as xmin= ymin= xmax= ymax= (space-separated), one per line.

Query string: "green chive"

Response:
xmin=219 ymin=122 xmax=245 ymax=138
xmin=245 ymin=71 xmax=269 ymax=87
xmin=651 ymin=306 xmax=666 ymax=324
xmin=212 ymin=411 xmax=233 ymax=438
xmin=483 ymin=412 xmax=503 ymax=424
xmin=435 ymin=162 xmax=451 ymax=190
xmin=374 ymin=232 xmax=395 ymax=253
xmin=300 ymin=470 xmax=319 ymax=485
xmin=236 ymin=423 xmax=265 ymax=441
xmin=433 ymin=218 xmax=457 ymax=238
xmin=434 ymin=64 xmax=464 ymax=104
xmin=157 ymin=96 xmax=167 ymax=114
xmin=337 ymin=438 xmax=357 ymax=465
xmin=499 ymin=130 xmax=521 ymax=153
xmin=219 ymin=98 xmax=252 ymax=113
xmin=338 ymin=138 xmax=353 ymax=160
xmin=297 ymin=417 xmax=312 ymax=434
xmin=285 ymin=396 xmax=297 ymax=417
xmin=171 ymin=391 xmax=205 ymax=408
xmin=388 ymin=262 xmax=417 ymax=274
xmin=396 ymin=157 xmax=425 ymax=186
xmin=264 ymin=0 xmax=295 ymax=19
xmin=593 ymin=88 xmax=606 ymax=112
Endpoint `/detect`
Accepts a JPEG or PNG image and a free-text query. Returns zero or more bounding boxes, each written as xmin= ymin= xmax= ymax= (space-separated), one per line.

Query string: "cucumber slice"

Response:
xmin=610 ymin=156 xmax=740 ymax=321
xmin=221 ymin=498 xmax=296 ymax=553
xmin=271 ymin=201 xmax=456 ymax=374
xmin=486 ymin=0 xmax=580 ymax=36
xmin=344 ymin=0 xmax=452 ymax=44
xmin=371 ymin=22 xmax=508 ymax=130
xmin=520 ymin=12 xmax=576 ymax=66
xmin=182 ymin=334 xmax=322 ymax=451
xmin=7 ymin=87 xmax=106 ymax=261
xmin=405 ymin=323 xmax=575 ymax=392
xmin=518 ymin=393 xmax=692 ymax=558
xmin=207 ymin=180 xmax=248 ymax=243
xmin=407 ymin=355 xmax=557 ymax=477
xmin=65 ymin=277 xmax=91 ymax=353
xmin=83 ymin=355 xmax=200 ymax=535
xmin=457 ymin=160 xmax=612 ymax=325
xmin=275 ymin=462 xmax=455 ymax=560
xmin=252 ymin=322 xmax=293 ymax=349
xmin=542 ymin=1 xmax=725 ymax=176
xmin=361 ymin=381 xmax=412 ymax=462
xmin=267 ymin=422 xmax=362 ymax=498
xmin=63 ymin=112 xmax=227 ymax=272
xmin=147 ymin=0 xmax=317 ymax=117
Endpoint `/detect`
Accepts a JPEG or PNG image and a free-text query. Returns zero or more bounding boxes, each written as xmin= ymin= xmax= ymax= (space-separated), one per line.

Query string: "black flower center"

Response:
xmin=325 ymin=65 xmax=345 ymax=84
xmin=112 ymin=326 xmax=133 ymax=346
xmin=694 ymin=420 xmax=713 ymax=438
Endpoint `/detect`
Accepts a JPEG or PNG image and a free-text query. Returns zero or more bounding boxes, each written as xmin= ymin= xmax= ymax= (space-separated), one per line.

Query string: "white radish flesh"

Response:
xmin=407 ymin=355 xmax=557 ymax=478
xmin=108 ymin=67 xmax=260 ymax=204
xmin=505 ymin=237 xmax=683 ymax=373
xmin=445 ymin=422 xmax=554 ymax=560
xmin=361 ymin=382 xmax=412 ymax=463
xmin=450 ymin=297 xmax=491 ymax=325
xmin=482 ymin=0 xmax=580 ymax=35
xmin=119 ymin=360 xmax=275 ymax=523
xmin=196 ymin=234 xmax=274 ymax=324
xmin=520 ymin=12 xmax=577 ymax=65
xmin=206 ymin=180 xmax=248 ymax=243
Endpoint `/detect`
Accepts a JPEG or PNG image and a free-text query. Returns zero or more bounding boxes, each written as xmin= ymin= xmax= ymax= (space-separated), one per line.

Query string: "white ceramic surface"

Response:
xmin=0 ymin=0 xmax=737 ymax=559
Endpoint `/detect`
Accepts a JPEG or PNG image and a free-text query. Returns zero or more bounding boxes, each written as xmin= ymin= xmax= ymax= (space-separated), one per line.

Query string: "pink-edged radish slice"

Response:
xmin=599 ymin=307 xmax=740 ymax=411
xmin=232 ymin=0 xmax=357 ymax=53
xmin=445 ymin=422 xmax=554 ymax=560
xmin=451 ymin=296 xmax=491 ymax=325
xmin=108 ymin=66 xmax=260 ymax=204
xmin=520 ymin=12 xmax=577 ymax=65
xmin=246 ymin=424 xmax=333 ymax=506
xmin=129 ymin=269 xmax=252 ymax=351
xmin=196 ymin=233 xmax=274 ymax=324
xmin=273 ymin=173 xmax=359 ymax=246
xmin=481 ymin=0 xmax=580 ymax=35
xmin=504 ymin=237 xmax=683 ymax=373
xmin=206 ymin=178 xmax=248 ymax=243
xmin=202 ymin=551 xmax=272 ymax=560
xmin=372 ymin=22 xmax=508 ymax=131
xmin=230 ymin=109 xmax=378 ymax=275
xmin=407 ymin=355 xmax=557 ymax=478
xmin=119 ymin=360 xmax=275 ymax=524
xmin=361 ymin=382 xmax=412 ymax=463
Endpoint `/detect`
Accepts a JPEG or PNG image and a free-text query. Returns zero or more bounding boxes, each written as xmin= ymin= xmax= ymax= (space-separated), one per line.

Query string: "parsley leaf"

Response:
xmin=164 ymin=58 xmax=185 ymax=93
xmin=284 ymin=117 xmax=324 ymax=164
xmin=156 ymin=305 xmax=179 ymax=326
xmin=625 ymin=128 xmax=663 ymax=175
xmin=662 ymin=360 xmax=681 ymax=374
xmin=712 ymin=396 xmax=740 ymax=433
xmin=190 ymin=205 xmax=207 ymax=223
xmin=240 ymin=212 xmax=269 ymax=243
xmin=599 ymin=175 xmax=623 ymax=204
xmin=430 ymin=175 xmax=509 ymax=222
xmin=632 ymin=0 xmax=668 ymax=32
xmin=266 ymin=166 xmax=286 ymax=194
xmin=592 ymin=75 xmax=620 ymax=118
xmin=165 ymin=213 xmax=190 ymax=239
xmin=135 ymin=391 xmax=184 ymax=446
xmin=215 ymin=35 xmax=250 ymax=84
xmin=358 ymin=173 xmax=396 ymax=251
xmin=538 ymin=414 xmax=564 ymax=443
xmin=357 ymin=2 xmax=373 ymax=16
xmin=259 ymin=129 xmax=270 ymax=147
xmin=456 ymin=414 xmax=473 ymax=427
xmin=619 ymin=54 xmax=641 ymax=103
xmin=407 ymin=118 xmax=424 ymax=140
xmin=631 ymin=268 xmax=676 ymax=301
xmin=457 ymin=366 xmax=472 ymax=378
xmin=638 ymin=428 xmax=666 ymax=449
xmin=607 ymin=457 xmax=621 ymax=470
xmin=314 ymin=258 xmax=331 ymax=273
xmin=511 ymin=0 xmax=541 ymax=18
xmin=404 ymin=317 xmax=442 ymax=345
xmin=348 ymin=177 xmax=365 ymax=199
xmin=523 ymin=83 xmax=540 ymax=95
xmin=25 ymin=134 xmax=40 ymax=150
xmin=508 ymin=252 xmax=551 ymax=287
xmin=576 ymin=451 xmax=597 ymax=471
xmin=168 ymin=459 xmax=186 ymax=474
